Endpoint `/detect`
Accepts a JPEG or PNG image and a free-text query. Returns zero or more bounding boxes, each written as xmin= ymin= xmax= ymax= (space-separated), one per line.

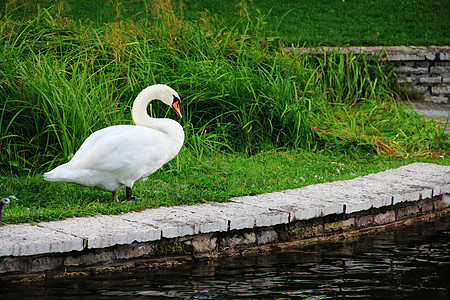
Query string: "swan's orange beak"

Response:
xmin=172 ymin=100 xmax=182 ymax=118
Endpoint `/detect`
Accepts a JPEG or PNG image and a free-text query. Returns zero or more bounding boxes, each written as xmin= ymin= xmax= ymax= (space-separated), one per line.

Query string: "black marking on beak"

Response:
xmin=172 ymin=96 xmax=182 ymax=118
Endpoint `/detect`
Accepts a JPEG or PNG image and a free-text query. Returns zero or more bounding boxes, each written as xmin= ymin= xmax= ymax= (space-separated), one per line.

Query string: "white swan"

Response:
xmin=44 ymin=84 xmax=185 ymax=202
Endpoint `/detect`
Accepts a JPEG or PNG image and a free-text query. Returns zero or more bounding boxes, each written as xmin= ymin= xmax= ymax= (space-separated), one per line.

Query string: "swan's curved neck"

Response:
xmin=131 ymin=86 xmax=183 ymax=140
xmin=132 ymin=86 xmax=161 ymax=127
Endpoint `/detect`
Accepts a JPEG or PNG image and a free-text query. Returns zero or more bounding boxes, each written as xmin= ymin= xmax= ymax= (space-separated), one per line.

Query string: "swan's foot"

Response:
xmin=112 ymin=188 xmax=135 ymax=202
xmin=125 ymin=187 xmax=135 ymax=201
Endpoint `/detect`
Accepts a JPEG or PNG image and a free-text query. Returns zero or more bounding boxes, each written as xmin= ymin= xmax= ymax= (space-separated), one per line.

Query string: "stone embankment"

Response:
xmin=1 ymin=162 xmax=449 ymax=283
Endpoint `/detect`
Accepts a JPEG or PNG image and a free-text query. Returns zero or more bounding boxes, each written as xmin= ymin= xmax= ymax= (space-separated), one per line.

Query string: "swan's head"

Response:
xmin=133 ymin=84 xmax=183 ymax=125
xmin=171 ymin=95 xmax=182 ymax=119
xmin=154 ymin=84 xmax=182 ymax=119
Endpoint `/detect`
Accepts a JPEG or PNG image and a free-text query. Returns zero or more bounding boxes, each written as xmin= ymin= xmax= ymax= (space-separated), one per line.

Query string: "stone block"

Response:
xmin=388 ymin=53 xmax=434 ymax=61
xmin=355 ymin=214 xmax=374 ymax=228
xmin=396 ymin=204 xmax=420 ymax=220
xmin=430 ymin=66 xmax=450 ymax=74
xmin=119 ymin=206 xmax=228 ymax=239
xmin=188 ymin=234 xmax=217 ymax=253
xmin=423 ymin=95 xmax=432 ymax=102
xmin=443 ymin=77 xmax=450 ymax=84
xmin=1 ymin=256 xmax=64 ymax=274
xmin=406 ymin=85 xmax=428 ymax=94
xmin=395 ymin=66 xmax=428 ymax=75
xmin=430 ymin=96 xmax=448 ymax=103
xmin=219 ymin=232 xmax=256 ymax=250
xmin=392 ymin=189 xmax=433 ymax=204
xmin=397 ymin=77 xmax=417 ymax=85
xmin=285 ymin=223 xmax=324 ymax=240
xmin=406 ymin=76 xmax=421 ymax=84
xmin=357 ymin=179 xmax=429 ymax=206
xmin=197 ymin=201 xmax=290 ymax=230
xmin=174 ymin=205 xmax=230 ymax=234
xmin=112 ymin=243 xmax=156 ymax=260
xmin=0 ymin=257 xmax=22 ymax=273
xmin=324 ymin=218 xmax=354 ymax=233
xmin=281 ymin=179 xmax=384 ymax=215
xmin=419 ymin=76 xmax=442 ymax=84
xmin=0 ymin=224 xmax=84 ymax=257
xmin=373 ymin=210 xmax=396 ymax=225
xmin=40 ymin=215 xmax=161 ymax=249
xmin=256 ymin=228 xmax=278 ymax=245
xmin=440 ymin=52 xmax=450 ymax=60
xmin=64 ymin=251 xmax=111 ymax=267
xmin=231 ymin=191 xmax=338 ymax=221
xmin=362 ymin=173 xmax=430 ymax=207
xmin=434 ymin=184 xmax=450 ymax=196
xmin=419 ymin=199 xmax=434 ymax=214
xmin=431 ymin=86 xmax=450 ymax=94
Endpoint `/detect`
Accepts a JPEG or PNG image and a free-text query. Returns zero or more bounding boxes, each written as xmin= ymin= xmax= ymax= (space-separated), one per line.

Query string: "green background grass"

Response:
xmin=3 ymin=0 xmax=448 ymax=45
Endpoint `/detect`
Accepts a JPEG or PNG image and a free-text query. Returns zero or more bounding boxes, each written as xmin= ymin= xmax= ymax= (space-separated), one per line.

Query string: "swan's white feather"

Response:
xmin=44 ymin=84 xmax=184 ymax=195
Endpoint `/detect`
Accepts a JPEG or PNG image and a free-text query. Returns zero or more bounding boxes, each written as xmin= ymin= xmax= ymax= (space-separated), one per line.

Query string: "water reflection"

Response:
xmin=3 ymin=215 xmax=450 ymax=299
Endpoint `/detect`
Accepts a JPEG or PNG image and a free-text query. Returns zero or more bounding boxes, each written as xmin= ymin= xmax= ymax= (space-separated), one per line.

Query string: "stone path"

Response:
xmin=1 ymin=162 xmax=449 ymax=258
xmin=405 ymin=101 xmax=450 ymax=137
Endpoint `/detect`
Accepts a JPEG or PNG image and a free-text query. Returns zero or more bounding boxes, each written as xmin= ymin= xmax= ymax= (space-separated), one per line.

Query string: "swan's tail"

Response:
xmin=44 ymin=165 xmax=121 ymax=192
xmin=43 ymin=165 xmax=69 ymax=182
xmin=43 ymin=163 xmax=82 ymax=182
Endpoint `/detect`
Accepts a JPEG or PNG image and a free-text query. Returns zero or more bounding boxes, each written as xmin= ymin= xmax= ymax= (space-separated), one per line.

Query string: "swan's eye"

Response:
xmin=173 ymin=96 xmax=181 ymax=104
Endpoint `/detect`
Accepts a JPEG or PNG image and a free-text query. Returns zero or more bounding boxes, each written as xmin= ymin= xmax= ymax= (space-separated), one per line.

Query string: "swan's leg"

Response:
xmin=125 ymin=187 xmax=133 ymax=200
xmin=112 ymin=191 xmax=120 ymax=202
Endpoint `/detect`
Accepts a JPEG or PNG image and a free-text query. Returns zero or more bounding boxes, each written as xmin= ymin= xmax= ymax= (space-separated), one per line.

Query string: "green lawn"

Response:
xmin=2 ymin=150 xmax=448 ymax=224
xmin=3 ymin=0 xmax=448 ymax=45
xmin=183 ymin=0 xmax=450 ymax=46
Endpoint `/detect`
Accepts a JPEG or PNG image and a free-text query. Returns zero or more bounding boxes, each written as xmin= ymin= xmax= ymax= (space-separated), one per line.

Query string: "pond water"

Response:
xmin=3 ymin=214 xmax=450 ymax=299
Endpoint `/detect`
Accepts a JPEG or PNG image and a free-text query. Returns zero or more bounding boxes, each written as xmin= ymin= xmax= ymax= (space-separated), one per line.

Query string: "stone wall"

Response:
xmin=290 ymin=46 xmax=450 ymax=104
xmin=391 ymin=47 xmax=449 ymax=104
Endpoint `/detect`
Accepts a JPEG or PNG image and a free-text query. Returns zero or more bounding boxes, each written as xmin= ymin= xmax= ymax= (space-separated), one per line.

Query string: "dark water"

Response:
xmin=2 ymin=215 xmax=450 ymax=299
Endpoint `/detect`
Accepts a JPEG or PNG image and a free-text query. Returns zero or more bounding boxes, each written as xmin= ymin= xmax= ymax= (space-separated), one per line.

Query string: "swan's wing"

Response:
xmin=68 ymin=125 xmax=130 ymax=163
xmin=67 ymin=125 xmax=172 ymax=175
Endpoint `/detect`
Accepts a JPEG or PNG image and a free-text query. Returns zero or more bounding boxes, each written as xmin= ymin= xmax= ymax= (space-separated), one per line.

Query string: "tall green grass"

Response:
xmin=0 ymin=7 xmax=448 ymax=175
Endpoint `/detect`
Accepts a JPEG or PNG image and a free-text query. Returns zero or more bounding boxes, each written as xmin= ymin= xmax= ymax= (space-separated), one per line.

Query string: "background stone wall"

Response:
xmin=392 ymin=47 xmax=449 ymax=104
xmin=291 ymin=46 xmax=450 ymax=104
